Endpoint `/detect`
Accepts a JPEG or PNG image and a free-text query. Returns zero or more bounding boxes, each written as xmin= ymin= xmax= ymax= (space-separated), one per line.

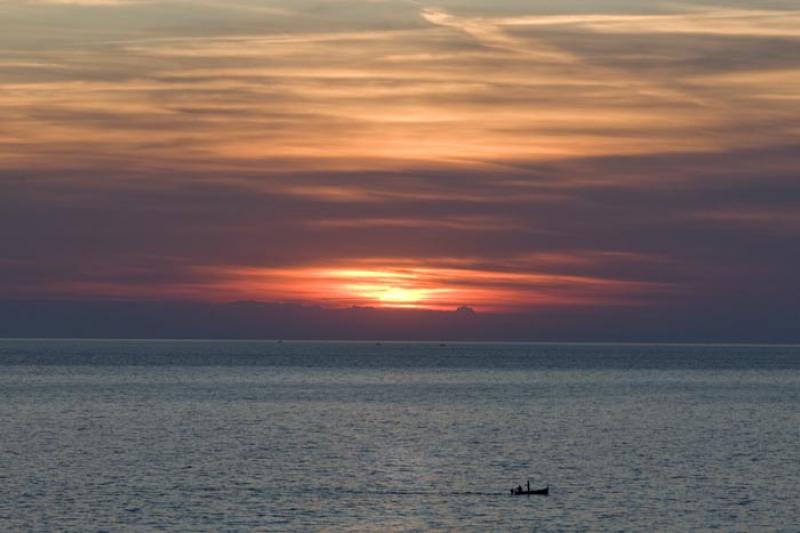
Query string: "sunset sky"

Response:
xmin=1 ymin=1 xmax=798 ymax=323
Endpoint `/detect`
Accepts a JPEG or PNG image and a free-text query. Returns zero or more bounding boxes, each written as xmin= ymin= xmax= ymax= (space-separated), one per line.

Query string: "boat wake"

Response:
xmin=326 ymin=489 xmax=509 ymax=497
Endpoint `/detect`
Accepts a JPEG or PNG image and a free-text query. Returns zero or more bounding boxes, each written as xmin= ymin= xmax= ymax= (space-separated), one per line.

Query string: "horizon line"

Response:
xmin=2 ymin=337 xmax=798 ymax=348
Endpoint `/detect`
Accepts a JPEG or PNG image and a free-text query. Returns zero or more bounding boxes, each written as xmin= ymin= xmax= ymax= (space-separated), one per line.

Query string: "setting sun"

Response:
xmin=341 ymin=276 xmax=440 ymax=308
xmin=376 ymin=287 xmax=432 ymax=307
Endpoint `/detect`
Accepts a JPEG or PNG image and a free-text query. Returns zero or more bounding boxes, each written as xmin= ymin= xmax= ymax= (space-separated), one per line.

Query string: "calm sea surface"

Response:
xmin=1 ymin=340 xmax=799 ymax=531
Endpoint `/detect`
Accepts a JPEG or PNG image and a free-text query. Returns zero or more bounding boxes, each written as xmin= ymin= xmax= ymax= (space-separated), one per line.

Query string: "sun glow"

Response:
xmin=38 ymin=257 xmax=670 ymax=312
xmin=341 ymin=274 xmax=441 ymax=308
xmin=168 ymin=257 xmax=667 ymax=313
xmin=377 ymin=287 xmax=427 ymax=303
xmin=376 ymin=287 xmax=433 ymax=307
xmin=340 ymin=283 xmax=435 ymax=307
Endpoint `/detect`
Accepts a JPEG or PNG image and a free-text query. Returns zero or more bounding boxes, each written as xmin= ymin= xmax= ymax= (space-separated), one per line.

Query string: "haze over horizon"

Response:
xmin=1 ymin=0 xmax=798 ymax=341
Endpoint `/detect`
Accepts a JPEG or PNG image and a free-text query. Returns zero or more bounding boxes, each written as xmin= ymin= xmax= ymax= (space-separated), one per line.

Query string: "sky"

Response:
xmin=1 ymin=0 xmax=798 ymax=335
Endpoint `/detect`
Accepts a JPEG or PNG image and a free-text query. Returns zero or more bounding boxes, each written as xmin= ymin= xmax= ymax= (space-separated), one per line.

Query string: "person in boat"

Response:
xmin=516 ymin=484 xmax=523 ymax=494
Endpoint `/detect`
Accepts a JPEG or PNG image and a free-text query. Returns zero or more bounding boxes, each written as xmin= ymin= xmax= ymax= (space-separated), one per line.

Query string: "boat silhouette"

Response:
xmin=511 ymin=480 xmax=548 ymax=496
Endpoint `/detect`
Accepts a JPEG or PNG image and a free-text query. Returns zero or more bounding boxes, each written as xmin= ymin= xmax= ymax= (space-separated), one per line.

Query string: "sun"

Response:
xmin=309 ymin=266 xmax=458 ymax=309
xmin=338 ymin=280 xmax=437 ymax=308
xmin=377 ymin=287 xmax=430 ymax=306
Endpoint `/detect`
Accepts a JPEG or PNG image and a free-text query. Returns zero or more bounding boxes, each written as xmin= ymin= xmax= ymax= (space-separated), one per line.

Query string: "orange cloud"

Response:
xmin=4 ymin=4 xmax=795 ymax=175
xmin=29 ymin=254 xmax=671 ymax=312
xmin=181 ymin=256 xmax=673 ymax=311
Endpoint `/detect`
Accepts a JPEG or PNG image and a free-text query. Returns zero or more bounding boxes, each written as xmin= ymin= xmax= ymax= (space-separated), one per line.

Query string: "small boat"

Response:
xmin=511 ymin=481 xmax=548 ymax=496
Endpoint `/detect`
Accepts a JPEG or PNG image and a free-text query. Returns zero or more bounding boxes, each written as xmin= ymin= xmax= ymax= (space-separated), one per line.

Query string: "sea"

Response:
xmin=1 ymin=339 xmax=799 ymax=531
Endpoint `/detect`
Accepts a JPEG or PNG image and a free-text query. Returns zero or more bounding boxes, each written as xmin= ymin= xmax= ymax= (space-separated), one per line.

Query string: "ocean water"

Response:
xmin=1 ymin=340 xmax=799 ymax=531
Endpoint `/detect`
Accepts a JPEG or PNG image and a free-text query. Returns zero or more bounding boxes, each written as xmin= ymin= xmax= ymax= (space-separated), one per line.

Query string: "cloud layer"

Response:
xmin=1 ymin=0 xmax=798 ymax=331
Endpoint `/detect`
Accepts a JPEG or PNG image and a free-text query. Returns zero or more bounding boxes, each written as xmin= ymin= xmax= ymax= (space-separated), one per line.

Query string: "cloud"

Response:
xmin=420 ymin=7 xmax=576 ymax=62
xmin=495 ymin=9 xmax=800 ymax=37
xmin=3 ymin=3 xmax=797 ymax=176
xmin=26 ymin=0 xmax=149 ymax=5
